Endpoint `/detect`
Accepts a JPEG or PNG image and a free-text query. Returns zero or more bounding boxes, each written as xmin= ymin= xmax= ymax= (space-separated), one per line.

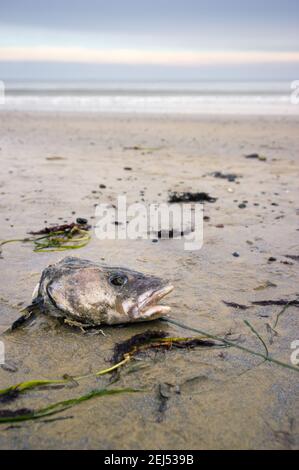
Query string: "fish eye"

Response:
xmin=109 ymin=273 xmax=128 ymax=287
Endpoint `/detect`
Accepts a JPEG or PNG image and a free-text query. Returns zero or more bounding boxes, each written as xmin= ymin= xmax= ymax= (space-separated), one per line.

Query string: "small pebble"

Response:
xmin=76 ymin=217 xmax=88 ymax=225
xmin=232 ymin=252 xmax=240 ymax=257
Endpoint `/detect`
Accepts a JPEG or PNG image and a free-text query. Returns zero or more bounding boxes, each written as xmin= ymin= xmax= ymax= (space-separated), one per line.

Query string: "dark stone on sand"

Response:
xmin=99 ymin=184 xmax=106 ymax=189
xmin=76 ymin=217 xmax=88 ymax=225
xmin=232 ymin=252 xmax=240 ymax=257
xmin=238 ymin=203 xmax=247 ymax=209
xmin=211 ymin=171 xmax=239 ymax=182
xmin=268 ymin=257 xmax=276 ymax=262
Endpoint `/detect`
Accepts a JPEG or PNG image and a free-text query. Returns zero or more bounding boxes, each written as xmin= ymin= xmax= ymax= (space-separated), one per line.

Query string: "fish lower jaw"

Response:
xmin=135 ymin=284 xmax=174 ymax=318
xmin=140 ymin=305 xmax=171 ymax=317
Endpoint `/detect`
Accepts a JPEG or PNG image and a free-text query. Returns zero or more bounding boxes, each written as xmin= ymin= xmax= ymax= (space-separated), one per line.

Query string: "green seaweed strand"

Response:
xmin=0 ymin=388 xmax=139 ymax=424
xmin=162 ymin=317 xmax=299 ymax=373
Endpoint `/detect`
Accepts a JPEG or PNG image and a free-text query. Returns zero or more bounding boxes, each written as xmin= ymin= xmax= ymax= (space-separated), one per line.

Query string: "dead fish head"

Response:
xmin=35 ymin=257 xmax=174 ymax=326
xmin=107 ymin=266 xmax=174 ymax=320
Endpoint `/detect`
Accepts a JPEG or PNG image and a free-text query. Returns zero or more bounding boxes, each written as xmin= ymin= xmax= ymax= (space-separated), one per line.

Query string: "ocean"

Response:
xmin=1 ymin=80 xmax=298 ymax=115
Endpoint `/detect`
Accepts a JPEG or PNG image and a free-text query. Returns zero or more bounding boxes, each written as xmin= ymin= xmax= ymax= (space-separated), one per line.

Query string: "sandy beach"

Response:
xmin=0 ymin=111 xmax=298 ymax=449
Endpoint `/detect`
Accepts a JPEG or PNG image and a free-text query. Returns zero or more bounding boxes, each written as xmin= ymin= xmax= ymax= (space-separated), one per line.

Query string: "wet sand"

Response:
xmin=0 ymin=111 xmax=298 ymax=449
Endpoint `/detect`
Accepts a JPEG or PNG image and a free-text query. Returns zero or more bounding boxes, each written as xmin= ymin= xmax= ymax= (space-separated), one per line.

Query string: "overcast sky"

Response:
xmin=0 ymin=0 xmax=298 ymax=80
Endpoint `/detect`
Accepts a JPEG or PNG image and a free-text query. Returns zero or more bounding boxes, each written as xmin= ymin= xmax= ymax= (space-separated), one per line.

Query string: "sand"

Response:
xmin=0 ymin=111 xmax=298 ymax=449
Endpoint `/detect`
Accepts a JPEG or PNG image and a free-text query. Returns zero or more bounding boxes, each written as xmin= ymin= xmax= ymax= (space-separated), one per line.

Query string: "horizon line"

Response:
xmin=1 ymin=46 xmax=299 ymax=66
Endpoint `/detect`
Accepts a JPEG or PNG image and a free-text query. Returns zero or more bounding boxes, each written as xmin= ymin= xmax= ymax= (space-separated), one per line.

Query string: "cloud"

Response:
xmin=1 ymin=46 xmax=299 ymax=66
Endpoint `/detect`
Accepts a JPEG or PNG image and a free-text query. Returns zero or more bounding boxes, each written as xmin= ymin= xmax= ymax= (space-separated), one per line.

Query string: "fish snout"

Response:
xmin=127 ymin=283 xmax=174 ymax=320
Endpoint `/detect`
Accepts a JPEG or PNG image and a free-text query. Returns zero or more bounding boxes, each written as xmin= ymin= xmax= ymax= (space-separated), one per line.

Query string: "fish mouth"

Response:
xmin=137 ymin=284 xmax=174 ymax=317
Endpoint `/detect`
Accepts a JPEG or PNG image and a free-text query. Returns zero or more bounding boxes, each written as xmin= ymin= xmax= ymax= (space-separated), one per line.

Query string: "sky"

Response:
xmin=0 ymin=0 xmax=299 ymax=81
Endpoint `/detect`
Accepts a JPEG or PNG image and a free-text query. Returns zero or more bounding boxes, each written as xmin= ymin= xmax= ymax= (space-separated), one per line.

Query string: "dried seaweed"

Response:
xmin=223 ymin=301 xmax=250 ymax=310
xmin=0 ymin=221 xmax=91 ymax=254
xmin=29 ymin=221 xmax=90 ymax=235
xmin=112 ymin=330 xmax=217 ymax=363
xmin=112 ymin=330 xmax=168 ymax=363
xmin=252 ymin=299 xmax=299 ymax=307
xmin=168 ymin=191 xmax=217 ymax=203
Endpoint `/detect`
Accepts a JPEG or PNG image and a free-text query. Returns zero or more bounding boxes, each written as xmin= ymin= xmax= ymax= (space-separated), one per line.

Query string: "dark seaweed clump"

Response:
xmin=168 ymin=191 xmax=217 ymax=203
xmin=0 ymin=408 xmax=32 ymax=418
xmin=251 ymin=299 xmax=299 ymax=307
xmin=112 ymin=329 xmax=216 ymax=363
xmin=112 ymin=330 xmax=168 ymax=363
xmin=29 ymin=220 xmax=90 ymax=235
